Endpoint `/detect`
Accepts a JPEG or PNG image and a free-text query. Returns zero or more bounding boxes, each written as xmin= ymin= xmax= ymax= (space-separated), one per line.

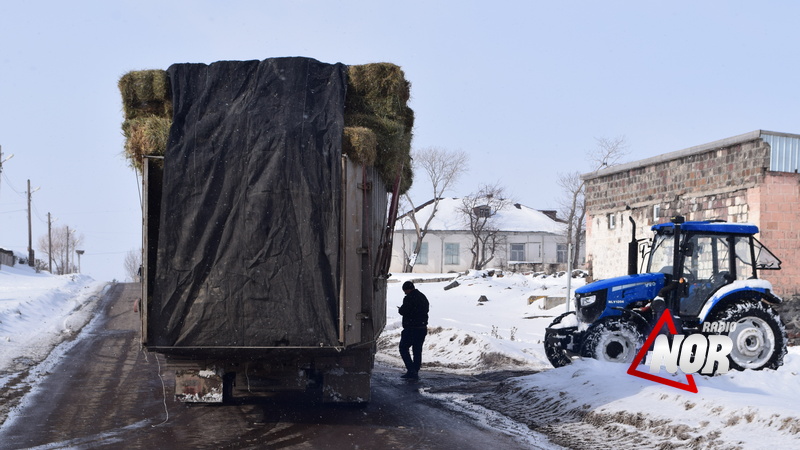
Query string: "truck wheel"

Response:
xmin=222 ymin=372 xmax=236 ymax=404
xmin=707 ymin=302 xmax=787 ymax=371
xmin=581 ymin=317 xmax=643 ymax=364
xmin=544 ymin=311 xmax=577 ymax=368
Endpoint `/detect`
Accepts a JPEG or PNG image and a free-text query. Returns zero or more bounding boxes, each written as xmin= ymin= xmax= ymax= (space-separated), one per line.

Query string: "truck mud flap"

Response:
xmin=317 ymin=351 xmax=373 ymax=403
xmin=322 ymin=371 xmax=371 ymax=403
xmin=175 ymin=369 xmax=224 ymax=403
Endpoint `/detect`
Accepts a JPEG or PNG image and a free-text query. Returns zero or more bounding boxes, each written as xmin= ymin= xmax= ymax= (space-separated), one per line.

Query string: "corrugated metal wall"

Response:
xmin=762 ymin=132 xmax=800 ymax=173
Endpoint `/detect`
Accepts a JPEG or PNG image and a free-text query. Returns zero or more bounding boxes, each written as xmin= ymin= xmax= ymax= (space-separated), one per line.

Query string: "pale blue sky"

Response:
xmin=1 ymin=1 xmax=798 ymax=282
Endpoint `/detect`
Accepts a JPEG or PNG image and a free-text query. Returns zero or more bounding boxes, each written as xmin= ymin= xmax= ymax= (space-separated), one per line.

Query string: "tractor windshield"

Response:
xmin=648 ymin=232 xmax=675 ymax=276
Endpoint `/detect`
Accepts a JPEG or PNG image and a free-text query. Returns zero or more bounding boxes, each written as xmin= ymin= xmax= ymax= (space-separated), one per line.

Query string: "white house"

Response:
xmin=390 ymin=198 xmax=573 ymax=274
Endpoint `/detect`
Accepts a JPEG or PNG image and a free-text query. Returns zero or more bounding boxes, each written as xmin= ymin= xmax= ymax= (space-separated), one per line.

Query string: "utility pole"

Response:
xmin=48 ymin=212 xmax=53 ymax=273
xmin=0 ymin=145 xmax=13 ymax=198
xmin=66 ymin=225 xmax=70 ymax=274
xmin=0 ymin=146 xmax=12 ymax=271
xmin=27 ymin=179 xmax=34 ymax=267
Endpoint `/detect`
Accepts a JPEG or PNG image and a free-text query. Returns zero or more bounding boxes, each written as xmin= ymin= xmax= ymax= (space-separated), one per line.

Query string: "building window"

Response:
xmin=416 ymin=242 xmax=428 ymax=265
xmin=510 ymin=243 xmax=525 ymax=261
xmin=444 ymin=243 xmax=459 ymax=265
xmin=608 ymin=213 xmax=616 ymax=229
xmin=557 ymin=244 xmax=568 ymax=263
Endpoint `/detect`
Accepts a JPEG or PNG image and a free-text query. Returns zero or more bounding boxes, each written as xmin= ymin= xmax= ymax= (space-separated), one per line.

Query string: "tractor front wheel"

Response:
xmin=544 ymin=311 xmax=578 ymax=368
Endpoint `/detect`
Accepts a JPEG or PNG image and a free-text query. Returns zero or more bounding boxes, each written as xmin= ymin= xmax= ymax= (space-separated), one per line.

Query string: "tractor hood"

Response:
xmin=575 ymin=272 xmax=666 ymax=295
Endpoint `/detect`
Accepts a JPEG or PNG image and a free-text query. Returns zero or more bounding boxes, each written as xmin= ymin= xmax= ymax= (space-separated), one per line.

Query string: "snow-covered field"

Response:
xmin=1 ymin=265 xmax=798 ymax=448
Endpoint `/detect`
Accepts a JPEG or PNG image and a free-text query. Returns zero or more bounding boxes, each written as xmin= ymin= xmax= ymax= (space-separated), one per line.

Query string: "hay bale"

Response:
xmin=346 ymin=63 xmax=411 ymax=119
xmin=343 ymin=126 xmax=377 ymax=166
xmin=119 ymin=70 xmax=173 ymax=171
xmin=118 ymin=70 xmax=172 ymax=120
xmin=345 ymin=63 xmax=414 ymax=194
xmin=122 ymin=116 xmax=171 ymax=170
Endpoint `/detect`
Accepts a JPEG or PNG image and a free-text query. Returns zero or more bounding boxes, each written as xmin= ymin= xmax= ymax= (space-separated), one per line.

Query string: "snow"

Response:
xmin=401 ymin=197 xmax=565 ymax=233
xmin=0 ymin=264 xmax=107 ymax=373
xmin=1 ymin=264 xmax=798 ymax=448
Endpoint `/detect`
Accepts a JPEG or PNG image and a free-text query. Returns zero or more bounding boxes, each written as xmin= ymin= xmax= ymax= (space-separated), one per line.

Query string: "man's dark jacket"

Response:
xmin=399 ymin=289 xmax=429 ymax=328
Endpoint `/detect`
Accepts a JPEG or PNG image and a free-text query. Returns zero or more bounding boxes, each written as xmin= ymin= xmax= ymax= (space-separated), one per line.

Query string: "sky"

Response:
xmin=1 ymin=1 xmax=799 ymax=282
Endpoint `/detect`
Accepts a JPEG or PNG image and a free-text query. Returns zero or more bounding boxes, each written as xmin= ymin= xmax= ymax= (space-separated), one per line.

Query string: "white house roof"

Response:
xmin=398 ymin=197 xmax=565 ymax=234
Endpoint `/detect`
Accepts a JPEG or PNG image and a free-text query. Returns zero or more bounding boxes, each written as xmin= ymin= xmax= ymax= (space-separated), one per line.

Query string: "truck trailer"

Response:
xmin=123 ymin=57 xmax=413 ymax=403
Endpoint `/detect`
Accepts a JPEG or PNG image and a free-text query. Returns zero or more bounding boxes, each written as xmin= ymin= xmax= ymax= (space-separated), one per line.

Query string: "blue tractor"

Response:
xmin=545 ymin=216 xmax=787 ymax=371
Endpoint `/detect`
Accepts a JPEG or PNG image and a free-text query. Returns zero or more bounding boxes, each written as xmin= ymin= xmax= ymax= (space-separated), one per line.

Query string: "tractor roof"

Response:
xmin=652 ymin=220 xmax=759 ymax=235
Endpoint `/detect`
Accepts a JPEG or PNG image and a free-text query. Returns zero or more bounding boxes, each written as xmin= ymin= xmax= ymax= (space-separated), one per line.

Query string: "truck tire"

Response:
xmin=544 ymin=311 xmax=577 ymax=368
xmin=222 ymin=372 xmax=236 ymax=404
xmin=707 ymin=301 xmax=787 ymax=371
xmin=581 ymin=317 xmax=643 ymax=364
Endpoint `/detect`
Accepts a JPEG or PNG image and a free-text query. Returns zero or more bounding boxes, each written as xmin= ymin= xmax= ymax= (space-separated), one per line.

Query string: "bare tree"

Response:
xmin=124 ymin=249 xmax=142 ymax=282
xmin=401 ymin=146 xmax=468 ymax=272
xmin=459 ymin=183 xmax=510 ymax=270
xmin=36 ymin=224 xmax=84 ymax=275
xmin=558 ymin=136 xmax=629 ymax=269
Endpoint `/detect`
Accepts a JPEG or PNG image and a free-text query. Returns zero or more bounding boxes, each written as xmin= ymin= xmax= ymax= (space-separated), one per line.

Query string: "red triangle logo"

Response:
xmin=627 ymin=308 xmax=698 ymax=393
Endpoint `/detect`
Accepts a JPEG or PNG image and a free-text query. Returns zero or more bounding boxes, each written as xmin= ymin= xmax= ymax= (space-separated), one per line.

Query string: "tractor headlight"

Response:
xmin=581 ymin=294 xmax=597 ymax=307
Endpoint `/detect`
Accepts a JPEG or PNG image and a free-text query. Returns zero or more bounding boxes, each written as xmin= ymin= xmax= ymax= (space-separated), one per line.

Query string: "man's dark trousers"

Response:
xmin=399 ymin=327 xmax=427 ymax=375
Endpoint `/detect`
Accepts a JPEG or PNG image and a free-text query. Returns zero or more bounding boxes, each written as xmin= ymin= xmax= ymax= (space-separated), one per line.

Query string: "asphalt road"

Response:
xmin=0 ymin=283 xmax=554 ymax=449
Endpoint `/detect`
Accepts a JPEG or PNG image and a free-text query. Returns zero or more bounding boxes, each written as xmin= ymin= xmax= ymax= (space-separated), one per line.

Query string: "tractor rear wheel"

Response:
xmin=581 ymin=317 xmax=643 ymax=364
xmin=707 ymin=301 xmax=786 ymax=371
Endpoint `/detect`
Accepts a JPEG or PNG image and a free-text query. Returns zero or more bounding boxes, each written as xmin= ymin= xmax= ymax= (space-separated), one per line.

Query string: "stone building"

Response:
xmin=581 ymin=130 xmax=799 ymax=300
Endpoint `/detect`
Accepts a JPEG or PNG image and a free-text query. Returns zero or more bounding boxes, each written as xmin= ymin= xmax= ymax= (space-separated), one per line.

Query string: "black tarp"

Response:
xmin=150 ymin=58 xmax=347 ymax=348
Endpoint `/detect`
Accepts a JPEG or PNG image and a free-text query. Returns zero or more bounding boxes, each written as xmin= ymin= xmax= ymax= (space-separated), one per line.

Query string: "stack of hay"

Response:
xmin=343 ymin=63 xmax=414 ymax=193
xmin=119 ymin=61 xmax=414 ymax=193
xmin=118 ymin=70 xmax=172 ymax=172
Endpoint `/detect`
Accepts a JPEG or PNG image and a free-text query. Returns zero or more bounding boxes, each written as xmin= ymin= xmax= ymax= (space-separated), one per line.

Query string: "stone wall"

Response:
xmin=777 ymin=294 xmax=800 ymax=346
xmin=585 ymin=138 xmax=769 ymax=214
xmin=754 ymin=172 xmax=800 ymax=298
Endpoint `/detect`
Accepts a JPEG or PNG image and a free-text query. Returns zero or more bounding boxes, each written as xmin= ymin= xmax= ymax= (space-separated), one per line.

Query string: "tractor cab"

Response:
xmin=647 ymin=218 xmax=781 ymax=323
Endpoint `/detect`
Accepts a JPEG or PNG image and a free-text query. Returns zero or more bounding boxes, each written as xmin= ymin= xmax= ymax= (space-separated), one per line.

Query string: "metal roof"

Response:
xmin=761 ymin=131 xmax=800 ymax=173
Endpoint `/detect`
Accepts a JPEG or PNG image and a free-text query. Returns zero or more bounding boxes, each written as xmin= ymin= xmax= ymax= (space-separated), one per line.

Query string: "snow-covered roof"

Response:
xmin=398 ymin=197 xmax=565 ymax=234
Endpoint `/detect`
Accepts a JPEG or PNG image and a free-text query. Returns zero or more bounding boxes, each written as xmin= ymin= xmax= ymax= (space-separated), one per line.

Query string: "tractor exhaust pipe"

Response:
xmin=628 ymin=216 xmax=638 ymax=275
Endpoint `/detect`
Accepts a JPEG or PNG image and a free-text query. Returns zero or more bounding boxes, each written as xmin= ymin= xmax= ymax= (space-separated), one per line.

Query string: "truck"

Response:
xmin=545 ymin=216 xmax=787 ymax=372
xmin=124 ymin=57 xmax=413 ymax=403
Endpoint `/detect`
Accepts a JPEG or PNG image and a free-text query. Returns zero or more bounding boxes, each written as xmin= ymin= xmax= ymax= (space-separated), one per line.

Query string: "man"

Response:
xmin=398 ymin=281 xmax=429 ymax=379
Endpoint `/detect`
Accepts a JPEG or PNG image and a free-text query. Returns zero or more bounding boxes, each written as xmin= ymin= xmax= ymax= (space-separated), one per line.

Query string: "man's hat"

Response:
xmin=402 ymin=281 xmax=415 ymax=291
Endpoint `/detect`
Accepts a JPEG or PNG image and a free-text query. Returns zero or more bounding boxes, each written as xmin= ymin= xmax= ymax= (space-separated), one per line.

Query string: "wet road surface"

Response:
xmin=0 ymin=283 xmax=553 ymax=449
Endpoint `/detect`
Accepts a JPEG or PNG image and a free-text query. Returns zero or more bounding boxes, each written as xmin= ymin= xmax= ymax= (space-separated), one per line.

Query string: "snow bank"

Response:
xmin=379 ymin=270 xmax=582 ymax=372
xmin=0 ymin=264 xmax=107 ymax=374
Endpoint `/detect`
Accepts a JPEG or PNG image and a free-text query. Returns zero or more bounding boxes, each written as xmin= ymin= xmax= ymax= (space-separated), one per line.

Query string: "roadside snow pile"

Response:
xmin=378 ymin=270 xmax=585 ymax=372
xmin=471 ymin=354 xmax=800 ymax=449
xmin=0 ymin=264 xmax=107 ymax=373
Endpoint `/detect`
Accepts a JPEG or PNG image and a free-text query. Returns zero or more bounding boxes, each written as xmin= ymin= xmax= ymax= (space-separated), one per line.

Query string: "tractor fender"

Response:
xmin=697 ymin=279 xmax=783 ymax=322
